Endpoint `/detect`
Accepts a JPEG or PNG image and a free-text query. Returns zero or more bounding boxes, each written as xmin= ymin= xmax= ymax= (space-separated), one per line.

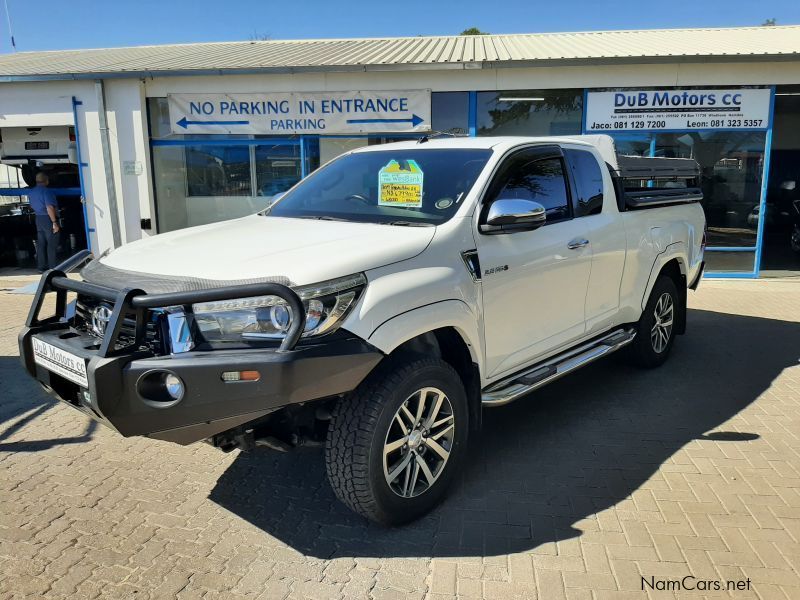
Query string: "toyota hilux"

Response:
xmin=19 ymin=135 xmax=706 ymax=524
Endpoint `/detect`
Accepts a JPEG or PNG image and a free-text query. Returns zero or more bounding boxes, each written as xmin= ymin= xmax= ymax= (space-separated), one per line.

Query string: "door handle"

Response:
xmin=567 ymin=238 xmax=590 ymax=250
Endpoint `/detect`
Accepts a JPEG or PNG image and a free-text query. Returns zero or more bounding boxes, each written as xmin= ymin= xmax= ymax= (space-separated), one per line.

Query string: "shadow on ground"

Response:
xmin=0 ymin=356 xmax=97 ymax=452
xmin=209 ymin=308 xmax=800 ymax=558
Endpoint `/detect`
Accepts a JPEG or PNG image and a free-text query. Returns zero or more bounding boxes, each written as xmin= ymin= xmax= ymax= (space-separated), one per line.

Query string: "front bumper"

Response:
xmin=18 ymin=256 xmax=383 ymax=445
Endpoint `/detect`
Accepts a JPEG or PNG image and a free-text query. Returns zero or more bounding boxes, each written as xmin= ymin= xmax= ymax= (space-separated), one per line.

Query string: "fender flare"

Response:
xmin=640 ymin=242 xmax=689 ymax=334
xmin=366 ymin=299 xmax=483 ymax=374
xmin=640 ymin=242 xmax=688 ymax=310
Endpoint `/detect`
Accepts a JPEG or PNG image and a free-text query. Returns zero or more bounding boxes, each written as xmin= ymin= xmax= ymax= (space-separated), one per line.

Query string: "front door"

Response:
xmin=477 ymin=145 xmax=593 ymax=378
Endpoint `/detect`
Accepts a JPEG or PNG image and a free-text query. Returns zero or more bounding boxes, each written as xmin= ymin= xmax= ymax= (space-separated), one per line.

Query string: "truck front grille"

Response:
xmin=75 ymin=295 xmax=165 ymax=354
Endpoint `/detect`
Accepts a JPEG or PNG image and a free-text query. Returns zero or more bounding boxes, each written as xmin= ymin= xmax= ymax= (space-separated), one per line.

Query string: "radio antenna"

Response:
xmin=3 ymin=0 xmax=16 ymax=52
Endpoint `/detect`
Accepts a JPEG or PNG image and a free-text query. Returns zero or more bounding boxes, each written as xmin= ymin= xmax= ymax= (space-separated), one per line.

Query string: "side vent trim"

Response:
xmin=460 ymin=250 xmax=481 ymax=282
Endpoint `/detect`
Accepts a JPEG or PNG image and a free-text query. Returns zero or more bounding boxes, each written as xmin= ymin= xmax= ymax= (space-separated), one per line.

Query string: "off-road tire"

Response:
xmin=325 ymin=355 xmax=469 ymax=525
xmin=628 ymin=276 xmax=680 ymax=368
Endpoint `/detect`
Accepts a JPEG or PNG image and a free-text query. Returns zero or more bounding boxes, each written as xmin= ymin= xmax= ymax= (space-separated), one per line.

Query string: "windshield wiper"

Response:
xmin=381 ymin=221 xmax=434 ymax=227
xmin=293 ymin=215 xmax=352 ymax=222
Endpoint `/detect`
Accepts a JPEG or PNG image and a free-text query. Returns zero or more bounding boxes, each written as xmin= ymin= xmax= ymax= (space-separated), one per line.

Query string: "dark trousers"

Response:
xmin=35 ymin=215 xmax=59 ymax=270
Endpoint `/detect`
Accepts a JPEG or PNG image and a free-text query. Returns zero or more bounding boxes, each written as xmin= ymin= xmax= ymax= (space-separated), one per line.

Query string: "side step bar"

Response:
xmin=481 ymin=328 xmax=636 ymax=407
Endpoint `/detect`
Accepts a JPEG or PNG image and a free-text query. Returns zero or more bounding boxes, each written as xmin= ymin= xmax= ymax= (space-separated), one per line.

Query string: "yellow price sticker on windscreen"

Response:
xmin=378 ymin=159 xmax=424 ymax=208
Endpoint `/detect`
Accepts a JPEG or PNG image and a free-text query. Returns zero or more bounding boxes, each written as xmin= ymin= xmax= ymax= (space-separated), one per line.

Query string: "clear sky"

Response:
xmin=1 ymin=0 xmax=798 ymax=53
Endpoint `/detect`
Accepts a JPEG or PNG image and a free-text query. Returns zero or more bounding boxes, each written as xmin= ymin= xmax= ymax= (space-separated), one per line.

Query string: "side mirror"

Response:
xmin=481 ymin=199 xmax=546 ymax=233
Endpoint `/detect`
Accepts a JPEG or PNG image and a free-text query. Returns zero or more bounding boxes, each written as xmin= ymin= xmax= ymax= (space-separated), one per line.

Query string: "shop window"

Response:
xmin=319 ymin=138 xmax=369 ymax=166
xmin=656 ymin=132 xmax=766 ymax=248
xmin=303 ymin=137 xmax=320 ymax=174
xmin=431 ymin=92 xmax=469 ymax=135
xmin=607 ymin=133 xmax=652 ymax=157
xmin=152 ymin=141 xmax=306 ymax=233
xmin=477 ymin=90 xmax=582 ymax=136
xmin=606 ymin=130 xmax=767 ymax=249
xmin=317 ymin=135 xmax=422 ymax=166
xmin=186 ymin=146 xmax=251 ymax=197
xmin=148 ymin=97 xmax=171 ymax=139
xmin=254 ymin=144 xmax=302 ymax=197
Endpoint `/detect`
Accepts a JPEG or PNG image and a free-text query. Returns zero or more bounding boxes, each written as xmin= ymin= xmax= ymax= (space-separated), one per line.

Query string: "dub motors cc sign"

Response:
xmin=584 ymin=88 xmax=771 ymax=132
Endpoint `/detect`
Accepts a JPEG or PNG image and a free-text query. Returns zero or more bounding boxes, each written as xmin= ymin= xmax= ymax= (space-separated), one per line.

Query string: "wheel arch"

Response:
xmin=646 ymin=255 xmax=688 ymax=335
xmin=366 ymin=300 xmax=482 ymax=365
xmin=363 ymin=300 xmax=484 ymax=429
xmin=391 ymin=326 xmax=482 ymax=432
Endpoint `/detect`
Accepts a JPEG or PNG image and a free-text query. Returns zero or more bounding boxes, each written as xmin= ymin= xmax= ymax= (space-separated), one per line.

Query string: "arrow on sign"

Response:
xmin=177 ymin=117 xmax=250 ymax=129
xmin=346 ymin=114 xmax=424 ymax=127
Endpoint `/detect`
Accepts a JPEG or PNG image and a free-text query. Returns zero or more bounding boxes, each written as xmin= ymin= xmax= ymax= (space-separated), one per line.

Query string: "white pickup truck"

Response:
xmin=20 ymin=135 xmax=705 ymax=525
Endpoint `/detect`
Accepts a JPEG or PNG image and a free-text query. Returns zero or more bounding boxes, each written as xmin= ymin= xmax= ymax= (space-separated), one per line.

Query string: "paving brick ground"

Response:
xmin=1 ymin=278 xmax=799 ymax=599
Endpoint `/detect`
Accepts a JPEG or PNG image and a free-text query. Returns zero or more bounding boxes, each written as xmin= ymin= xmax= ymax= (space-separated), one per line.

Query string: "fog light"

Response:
xmin=221 ymin=370 xmax=261 ymax=382
xmin=137 ymin=370 xmax=185 ymax=405
xmin=164 ymin=373 xmax=185 ymax=400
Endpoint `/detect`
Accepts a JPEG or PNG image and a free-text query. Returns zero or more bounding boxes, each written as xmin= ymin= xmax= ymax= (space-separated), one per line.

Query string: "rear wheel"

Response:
xmin=325 ymin=355 xmax=469 ymax=525
xmin=628 ymin=276 xmax=679 ymax=368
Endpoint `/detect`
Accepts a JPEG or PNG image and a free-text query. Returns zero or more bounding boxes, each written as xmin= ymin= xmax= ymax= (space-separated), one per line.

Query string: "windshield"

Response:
xmin=266 ymin=148 xmax=492 ymax=225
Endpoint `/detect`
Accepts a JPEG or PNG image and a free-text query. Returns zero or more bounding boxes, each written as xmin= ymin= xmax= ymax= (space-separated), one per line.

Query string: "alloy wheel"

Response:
xmin=383 ymin=387 xmax=455 ymax=498
xmin=651 ymin=292 xmax=674 ymax=353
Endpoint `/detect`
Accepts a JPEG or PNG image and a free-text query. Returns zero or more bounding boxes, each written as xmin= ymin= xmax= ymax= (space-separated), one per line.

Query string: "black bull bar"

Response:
xmin=21 ymin=250 xmax=307 ymax=357
xmin=15 ymin=251 xmax=386 ymax=445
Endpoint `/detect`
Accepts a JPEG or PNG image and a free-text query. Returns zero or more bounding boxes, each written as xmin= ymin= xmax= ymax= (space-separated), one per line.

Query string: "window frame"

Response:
xmin=563 ymin=147 xmax=605 ymax=218
xmin=478 ymin=144 xmax=575 ymax=233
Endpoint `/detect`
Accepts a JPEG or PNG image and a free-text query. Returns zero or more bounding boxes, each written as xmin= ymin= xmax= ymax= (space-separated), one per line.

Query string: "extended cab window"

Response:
xmin=488 ymin=152 xmax=570 ymax=221
xmin=565 ymin=149 xmax=604 ymax=216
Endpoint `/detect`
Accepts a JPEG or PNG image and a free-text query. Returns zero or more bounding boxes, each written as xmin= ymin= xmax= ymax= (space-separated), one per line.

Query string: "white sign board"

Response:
xmin=123 ymin=160 xmax=143 ymax=176
xmin=168 ymin=91 xmax=431 ymax=135
xmin=584 ymin=89 xmax=771 ymax=133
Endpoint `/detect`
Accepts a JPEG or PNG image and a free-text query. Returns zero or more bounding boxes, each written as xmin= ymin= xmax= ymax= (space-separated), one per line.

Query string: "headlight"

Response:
xmin=191 ymin=273 xmax=366 ymax=342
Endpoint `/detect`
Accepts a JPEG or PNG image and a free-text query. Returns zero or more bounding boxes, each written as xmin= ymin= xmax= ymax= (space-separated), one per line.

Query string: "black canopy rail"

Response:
xmin=608 ymin=155 xmax=703 ymax=211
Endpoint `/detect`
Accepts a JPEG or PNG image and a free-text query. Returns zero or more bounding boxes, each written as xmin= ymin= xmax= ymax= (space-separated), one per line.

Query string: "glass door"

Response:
xmin=762 ymin=88 xmax=800 ymax=275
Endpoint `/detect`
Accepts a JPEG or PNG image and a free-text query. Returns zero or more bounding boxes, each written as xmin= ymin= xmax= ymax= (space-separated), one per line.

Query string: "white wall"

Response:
xmin=103 ymin=79 xmax=155 ymax=242
xmin=0 ymin=80 xmax=77 ymax=127
xmin=144 ymin=60 xmax=800 ymax=96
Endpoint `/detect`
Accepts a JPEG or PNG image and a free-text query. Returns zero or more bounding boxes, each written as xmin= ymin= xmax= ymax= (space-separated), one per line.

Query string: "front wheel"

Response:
xmin=628 ymin=276 xmax=680 ymax=368
xmin=325 ymin=355 xmax=469 ymax=525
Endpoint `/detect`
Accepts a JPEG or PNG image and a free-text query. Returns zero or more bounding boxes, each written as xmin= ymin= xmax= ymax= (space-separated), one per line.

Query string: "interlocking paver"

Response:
xmin=1 ymin=277 xmax=799 ymax=599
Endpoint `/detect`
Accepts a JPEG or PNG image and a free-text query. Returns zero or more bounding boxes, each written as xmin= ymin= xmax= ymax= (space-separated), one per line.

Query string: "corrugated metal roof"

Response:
xmin=0 ymin=25 xmax=798 ymax=80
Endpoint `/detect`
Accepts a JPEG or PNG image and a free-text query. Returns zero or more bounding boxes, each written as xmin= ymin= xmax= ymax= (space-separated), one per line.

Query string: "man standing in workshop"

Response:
xmin=28 ymin=172 xmax=60 ymax=272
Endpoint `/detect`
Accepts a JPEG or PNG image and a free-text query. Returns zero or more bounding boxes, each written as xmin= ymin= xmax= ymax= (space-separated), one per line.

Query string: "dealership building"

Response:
xmin=0 ymin=25 xmax=799 ymax=277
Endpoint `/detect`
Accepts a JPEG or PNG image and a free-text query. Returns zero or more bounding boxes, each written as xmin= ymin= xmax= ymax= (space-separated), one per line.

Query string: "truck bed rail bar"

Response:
xmin=614 ymin=155 xmax=700 ymax=180
xmin=624 ymin=187 xmax=704 ymax=210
